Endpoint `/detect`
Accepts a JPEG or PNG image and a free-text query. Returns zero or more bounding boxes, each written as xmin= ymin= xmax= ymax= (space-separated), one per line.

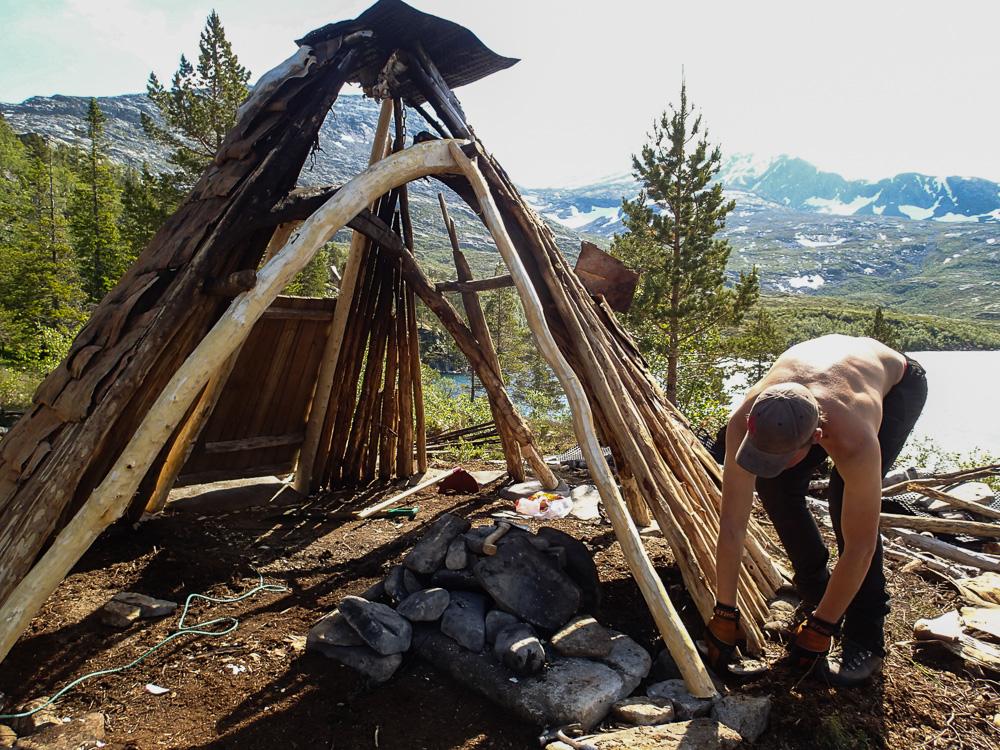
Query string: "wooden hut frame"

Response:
xmin=0 ymin=0 xmax=782 ymax=698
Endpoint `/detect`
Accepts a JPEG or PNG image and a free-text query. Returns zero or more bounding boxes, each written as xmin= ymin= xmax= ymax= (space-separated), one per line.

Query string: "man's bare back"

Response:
xmin=737 ymin=334 xmax=907 ymax=464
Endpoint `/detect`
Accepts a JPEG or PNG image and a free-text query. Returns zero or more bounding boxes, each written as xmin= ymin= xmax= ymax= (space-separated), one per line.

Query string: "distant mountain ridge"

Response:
xmin=3 ymin=92 xmax=999 ymax=321
xmin=525 ymin=153 xmax=1000 ymax=237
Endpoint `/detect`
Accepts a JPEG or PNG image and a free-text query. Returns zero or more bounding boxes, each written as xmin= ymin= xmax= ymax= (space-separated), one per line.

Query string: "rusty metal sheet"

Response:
xmin=573 ymin=241 xmax=640 ymax=312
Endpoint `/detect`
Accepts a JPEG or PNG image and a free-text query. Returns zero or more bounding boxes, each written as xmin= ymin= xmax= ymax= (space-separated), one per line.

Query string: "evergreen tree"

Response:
xmin=143 ymin=11 xmax=250 ymax=193
xmin=69 ymin=98 xmax=127 ymax=302
xmin=0 ymin=118 xmax=86 ymax=362
xmin=868 ymin=305 xmax=899 ymax=350
xmin=732 ymin=305 xmax=786 ymax=383
xmin=612 ymin=80 xmax=758 ymax=406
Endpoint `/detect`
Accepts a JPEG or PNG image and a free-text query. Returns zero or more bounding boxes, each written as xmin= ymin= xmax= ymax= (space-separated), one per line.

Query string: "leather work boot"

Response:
xmin=821 ymin=640 xmax=884 ymax=686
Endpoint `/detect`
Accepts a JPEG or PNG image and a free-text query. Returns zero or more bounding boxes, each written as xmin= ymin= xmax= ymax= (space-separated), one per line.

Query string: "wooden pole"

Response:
xmin=296 ymin=98 xmax=394 ymax=493
xmin=438 ymin=193 xmax=525 ymax=482
xmin=446 ymin=142 xmax=717 ymax=699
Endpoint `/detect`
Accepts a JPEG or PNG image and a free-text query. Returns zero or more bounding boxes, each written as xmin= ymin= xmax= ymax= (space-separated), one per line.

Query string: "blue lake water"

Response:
xmin=442 ymin=350 xmax=999 ymax=458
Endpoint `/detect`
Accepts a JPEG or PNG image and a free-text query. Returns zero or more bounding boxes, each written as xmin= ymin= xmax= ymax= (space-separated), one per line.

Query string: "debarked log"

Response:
xmin=446 ymin=141 xmax=717 ymax=699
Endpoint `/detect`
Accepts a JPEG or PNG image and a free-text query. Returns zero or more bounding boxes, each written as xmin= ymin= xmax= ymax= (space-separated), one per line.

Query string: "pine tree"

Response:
xmin=0 ymin=118 xmax=86 ymax=363
xmin=868 ymin=305 xmax=899 ymax=350
xmin=143 ymin=11 xmax=250 ymax=193
xmin=732 ymin=305 xmax=786 ymax=383
xmin=69 ymin=98 xmax=126 ymax=302
xmin=612 ymin=80 xmax=758 ymax=405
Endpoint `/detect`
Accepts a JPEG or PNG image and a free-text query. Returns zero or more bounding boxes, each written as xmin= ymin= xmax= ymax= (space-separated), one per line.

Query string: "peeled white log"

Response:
xmin=447 ymin=142 xmax=717 ymax=699
xmin=0 ymin=139 xmax=466 ymax=665
xmin=884 ymin=528 xmax=1000 ymax=573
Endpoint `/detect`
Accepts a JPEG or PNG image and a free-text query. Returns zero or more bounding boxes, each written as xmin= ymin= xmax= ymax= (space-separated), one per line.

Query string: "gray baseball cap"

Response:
xmin=735 ymin=383 xmax=820 ymax=478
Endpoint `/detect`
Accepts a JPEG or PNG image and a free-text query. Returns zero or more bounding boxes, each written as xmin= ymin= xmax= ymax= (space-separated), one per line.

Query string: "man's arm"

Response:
xmin=812 ymin=429 xmax=882 ymax=624
xmin=715 ymin=406 xmax=757 ymax=607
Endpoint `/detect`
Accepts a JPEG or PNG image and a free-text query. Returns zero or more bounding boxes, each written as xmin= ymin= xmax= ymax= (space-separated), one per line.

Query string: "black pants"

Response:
xmin=756 ymin=357 xmax=928 ymax=655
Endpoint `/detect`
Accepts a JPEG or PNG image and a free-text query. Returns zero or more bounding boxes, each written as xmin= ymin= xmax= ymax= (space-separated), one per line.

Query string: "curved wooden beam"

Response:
xmin=445 ymin=142 xmax=717 ymax=699
xmin=0 ymin=139 xmax=467 ymax=665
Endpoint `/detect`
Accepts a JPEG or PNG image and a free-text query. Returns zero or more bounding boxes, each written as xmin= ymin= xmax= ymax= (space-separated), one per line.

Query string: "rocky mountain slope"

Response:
xmin=3 ymin=92 xmax=999 ymax=320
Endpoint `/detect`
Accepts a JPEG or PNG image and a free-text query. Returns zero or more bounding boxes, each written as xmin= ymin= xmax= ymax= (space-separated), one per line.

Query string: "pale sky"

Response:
xmin=1 ymin=0 xmax=997 ymax=187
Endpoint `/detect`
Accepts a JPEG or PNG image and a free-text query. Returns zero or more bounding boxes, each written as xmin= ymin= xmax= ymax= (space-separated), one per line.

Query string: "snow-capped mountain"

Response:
xmin=523 ymin=153 xmax=1000 ymax=238
xmin=3 ymin=92 xmax=999 ymax=319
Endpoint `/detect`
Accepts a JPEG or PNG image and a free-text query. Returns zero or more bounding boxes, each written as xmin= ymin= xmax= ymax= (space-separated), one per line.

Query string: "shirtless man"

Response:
xmin=706 ymin=335 xmax=927 ymax=686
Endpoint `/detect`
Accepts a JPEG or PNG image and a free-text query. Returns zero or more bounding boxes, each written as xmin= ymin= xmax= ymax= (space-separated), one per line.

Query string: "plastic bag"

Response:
xmin=515 ymin=491 xmax=573 ymax=519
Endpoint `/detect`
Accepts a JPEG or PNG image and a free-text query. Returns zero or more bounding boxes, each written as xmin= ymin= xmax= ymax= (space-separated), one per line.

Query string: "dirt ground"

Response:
xmin=2 ymin=466 xmax=999 ymax=750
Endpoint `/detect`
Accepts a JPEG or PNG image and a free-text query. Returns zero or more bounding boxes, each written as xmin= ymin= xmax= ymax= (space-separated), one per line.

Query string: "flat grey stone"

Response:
xmin=431 ymin=568 xmax=483 ymax=592
xmin=570 ymin=484 xmax=602 ymax=521
xmin=612 ymin=696 xmax=675 ymax=725
xmin=412 ymin=628 xmax=622 ymax=730
xmin=397 ymin=588 xmax=450 ymax=622
xmin=485 ymin=610 xmax=521 ymax=643
xmin=384 ymin=565 xmax=409 ymax=604
xmin=112 ymin=592 xmax=177 ymax=618
xmin=647 ymin=679 xmax=713 ymax=719
xmin=537 ymin=527 xmax=602 ymax=612
xmin=543 ymin=719 xmax=742 ymax=750
xmin=100 ymin=600 xmax=141 ymax=628
xmin=440 ymin=591 xmax=488 ymax=652
xmin=309 ymin=642 xmax=403 ymax=683
xmin=551 ymin=616 xmax=613 ymax=658
xmin=12 ymin=712 xmax=104 ymax=750
xmin=339 ymin=595 xmax=412 ymax=655
xmin=403 ymin=512 xmax=470 ymax=574
xmin=445 ymin=537 xmax=468 ymax=570
xmin=473 ymin=535 xmax=581 ymax=631
xmin=307 ymin=609 xmax=364 ymax=649
xmin=493 ymin=624 xmax=545 ymax=676
xmin=711 ymin=694 xmax=772 ymax=743
xmin=602 ymin=633 xmax=652 ymax=698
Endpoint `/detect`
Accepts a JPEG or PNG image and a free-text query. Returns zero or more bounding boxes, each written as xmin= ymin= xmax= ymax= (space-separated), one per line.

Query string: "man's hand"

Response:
xmin=705 ymin=603 xmax=747 ymax=673
xmin=789 ymin=613 xmax=839 ymax=669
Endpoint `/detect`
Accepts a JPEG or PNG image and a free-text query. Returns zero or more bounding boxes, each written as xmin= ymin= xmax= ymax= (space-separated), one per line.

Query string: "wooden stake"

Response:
xmin=438 ymin=193 xmax=524 ymax=482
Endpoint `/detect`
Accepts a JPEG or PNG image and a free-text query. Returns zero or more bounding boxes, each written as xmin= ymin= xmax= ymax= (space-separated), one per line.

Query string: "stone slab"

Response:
xmin=413 ymin=628 xmax=622 ymax=730
xmin=339 ymin=596 xmax=412 ymax=655
xmin=112 ymin=592 xmax=177 ymax=618
xmin=543 ymin=719 xmax=742 ymax=750
xmin=403 ymin=512 xmax=471 ymax=575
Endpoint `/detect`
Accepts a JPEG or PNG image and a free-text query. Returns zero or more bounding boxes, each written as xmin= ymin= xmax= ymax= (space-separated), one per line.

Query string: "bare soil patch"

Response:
xmin=2 ymin=469 xmax=998 ymax=749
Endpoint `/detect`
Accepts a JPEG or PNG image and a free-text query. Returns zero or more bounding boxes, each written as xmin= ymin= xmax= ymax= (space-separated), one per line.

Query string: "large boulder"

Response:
xmin=711 ymin=694 xmax=772 ymax=743
xmin=493 ymin=624 xmax=545 ymax=676
xmin=551 ymin=616 xmax=613 ymax=658
xmin=309 ymin=643 xmax=403 ymax=683
xmin=307 ymin=609 xmax=364 ymax=649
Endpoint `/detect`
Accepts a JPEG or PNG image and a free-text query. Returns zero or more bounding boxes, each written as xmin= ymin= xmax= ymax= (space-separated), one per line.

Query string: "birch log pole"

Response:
xmin=0 ymin=139 xmax=466 ymax=665
xmin=446 ymin=142 xmax=717 ymax=698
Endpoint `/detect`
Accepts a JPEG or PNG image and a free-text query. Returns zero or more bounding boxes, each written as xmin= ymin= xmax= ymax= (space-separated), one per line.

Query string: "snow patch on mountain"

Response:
xmin=795 ymin=233 xmax=847 ymax=248
xmin=804 ymin=194 xmax=878 ymax=216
